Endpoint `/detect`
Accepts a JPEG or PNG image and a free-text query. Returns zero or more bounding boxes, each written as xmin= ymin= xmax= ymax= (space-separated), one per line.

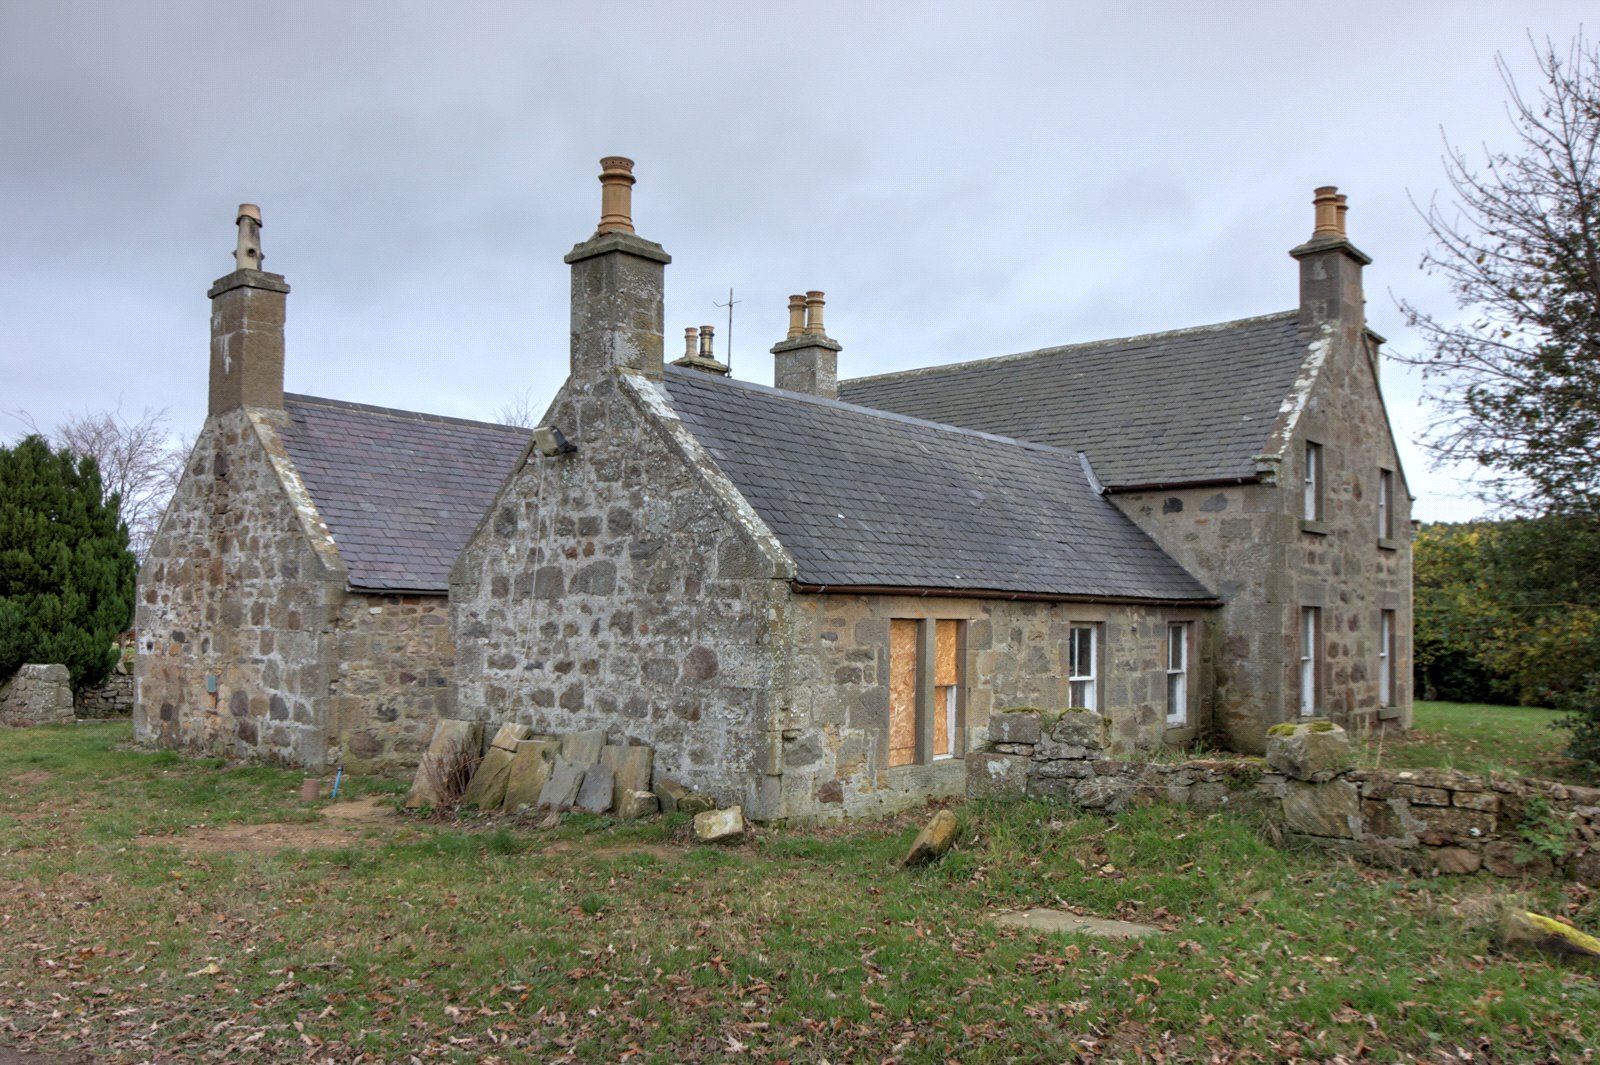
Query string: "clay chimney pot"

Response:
xmin=699 ymin=324 xmax=715 ymax=358
xmin=786 ymin=294 xmax=807 ymax=338
xmin=597 ymin=156 xmax=637 ymax=235
xmin=684 ymin=326 xmax=699 ymax=360
xmin=804 ymin=290 xmax=826 ymax=336
xmin=1311 ymin=186 xmax=1341 ymax=239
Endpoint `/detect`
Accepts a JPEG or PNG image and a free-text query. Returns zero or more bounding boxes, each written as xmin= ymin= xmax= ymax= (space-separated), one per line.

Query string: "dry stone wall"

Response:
xmin=0 ymin=664 xmax=75 ymax=726
xmin=76 ymin=673 xmax=133 ymax=718
xmin=971 ymin=710 xmax=1600 ymax=885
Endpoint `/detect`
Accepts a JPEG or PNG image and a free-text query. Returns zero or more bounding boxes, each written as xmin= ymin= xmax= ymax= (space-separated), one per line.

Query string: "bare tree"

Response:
xmin=7 ymin=403 xmax=191 ymax=559
xmin=495 ymin=389 xmax=542 ymax=429
xmin=1394 ymin=34 xmax=1600 ymax=516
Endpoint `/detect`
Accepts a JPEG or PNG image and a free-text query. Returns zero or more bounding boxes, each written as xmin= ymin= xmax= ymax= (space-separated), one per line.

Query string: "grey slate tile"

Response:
xmin=277 ymin=395 xmax=530 ymax=593
xmin=838 ymin=311 xmax=1307 ymax=488
xmin=662 ymin=367 xmax=1212 ymax=602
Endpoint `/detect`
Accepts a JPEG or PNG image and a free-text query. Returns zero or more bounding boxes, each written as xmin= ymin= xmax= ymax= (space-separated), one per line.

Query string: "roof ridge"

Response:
xmin=662 ymin=366 xmax=1087 ymax=463
xmin=283 ymin=393 xmax=532 ymax=435
xmin=841 ymin=309 xmax=1300 ymax=388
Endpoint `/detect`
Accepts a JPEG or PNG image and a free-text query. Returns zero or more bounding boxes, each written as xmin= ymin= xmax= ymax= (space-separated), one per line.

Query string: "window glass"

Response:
xmin=1304 ymin=442 xmax=1323 ymax=521
xmin=1300 ymin=607 xmax=1319 ymax=716
xmin=1380 ymin=610 xmax=1395 ymax=707
xmin=1166 ymin=622 xmax=1188 ymax=725
xmin=1378 ymin=469 xmax=1394 ymax=539
xmin=1068 ymin=624 xmax=1097 ymax=710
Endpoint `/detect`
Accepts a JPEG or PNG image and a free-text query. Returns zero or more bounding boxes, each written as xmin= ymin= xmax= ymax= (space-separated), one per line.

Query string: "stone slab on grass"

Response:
xmin=502 ymin=739 xmax=560 ymax=810
xmin=902 ymin=809 xmax=960 ymax=867
xmin=654 ymin=777 xmax=689 ymax=814
xmin=538 ymin=758 xmax=586 ymax=809
xmin=561 ymin=728 xmax=607 ymax=766
xmin=404 ymin=719 xmax=484 ymax=809
xmin=992 ymin=908 xmax=1163 ymax=939
xmin=1498 ymin=909 xmax=1600 ymax=965
xmin=574 ymin=763 xmax=615 ymax=814
xmin=693 ymin=806 xmax=745 ymax=844
xmin=617 ymin=789 xmax=659 ymax=820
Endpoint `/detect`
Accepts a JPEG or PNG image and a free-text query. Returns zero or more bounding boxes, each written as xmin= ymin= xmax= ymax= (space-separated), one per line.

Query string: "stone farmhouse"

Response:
xmin=137 ymin=160 xmax=1412 ymax=821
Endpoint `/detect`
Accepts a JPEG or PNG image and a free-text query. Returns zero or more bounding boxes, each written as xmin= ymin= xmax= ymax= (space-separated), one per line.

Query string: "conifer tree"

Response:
xmin=0 ymin=434 xmax=137 ymax=689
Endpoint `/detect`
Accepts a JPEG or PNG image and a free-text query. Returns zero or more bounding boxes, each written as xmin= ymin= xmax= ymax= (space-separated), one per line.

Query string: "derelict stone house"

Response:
xmin=134 ymin=207 xmax=529 ymax=770
xmin=447 ymin=161 xmax=1412 ymax=821
xmin=135 ymin=160 xmax=1411 ymax=821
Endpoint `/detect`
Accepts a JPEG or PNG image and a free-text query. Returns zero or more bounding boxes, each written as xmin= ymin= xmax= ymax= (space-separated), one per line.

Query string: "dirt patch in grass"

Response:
xmin=7 ymin=770 xmax=53 ymax=788
xmin=137 ymin=795 xmax=409 ymax=855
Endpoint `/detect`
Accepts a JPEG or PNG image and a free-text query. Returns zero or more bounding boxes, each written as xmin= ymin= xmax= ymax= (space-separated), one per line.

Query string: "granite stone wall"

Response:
xmin=775 ymin=594 xmax=1215 ymax=820
xmin=451 ymin=372 xmax=793 ymax=817
xmin=329 ymin=593 xmax=454 ymax=772
xmin=1113 ymin=330 xmax=1412 ymax=752
xmin=136 ymin=411 xmax=344 ymax=767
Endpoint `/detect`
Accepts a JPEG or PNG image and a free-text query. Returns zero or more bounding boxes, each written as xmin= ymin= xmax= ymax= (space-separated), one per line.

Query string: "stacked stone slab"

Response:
xmin=0 ymin=665 xmax=75 ymax=727
xmin=969 ymin=709 xmax=1600 ymax=885
xmin=427 ymin=722 xmax=668 ymax=819
xmin=404 ymin=718 xmax=485 ymax=809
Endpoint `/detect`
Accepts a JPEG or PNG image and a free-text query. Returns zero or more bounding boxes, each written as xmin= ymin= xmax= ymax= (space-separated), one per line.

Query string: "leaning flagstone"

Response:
xmin=503 ymin=739 xmax=560 ymax=810
xmin=538 ymin=758 xmax=586 ymax=809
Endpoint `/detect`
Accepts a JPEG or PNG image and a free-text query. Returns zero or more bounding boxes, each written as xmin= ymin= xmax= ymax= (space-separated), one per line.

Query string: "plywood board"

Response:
xmin=889 ymin=619 xmax=918 ymax=767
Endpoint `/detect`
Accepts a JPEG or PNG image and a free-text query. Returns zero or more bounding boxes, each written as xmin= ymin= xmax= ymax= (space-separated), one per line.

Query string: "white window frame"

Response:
xmin=1377 ymin=468 xmax=1394 ymax=540
xmin=1068 ymin=623 xmax=1098 ymax=711
xmin=1379 ymin=609 xmax=1395 ymax=707
xmin=1303 ymin=441 xmax=1323 ymax=521
xmin=1165 ymin=622 xmax=1189 ymax=726
xmin=1300 ymin=607 xmax=1320 ymax=716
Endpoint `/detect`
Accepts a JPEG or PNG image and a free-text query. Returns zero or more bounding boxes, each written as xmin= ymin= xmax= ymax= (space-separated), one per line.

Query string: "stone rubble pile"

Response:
xmin=405 ymin=719 xmax=718 ymax=820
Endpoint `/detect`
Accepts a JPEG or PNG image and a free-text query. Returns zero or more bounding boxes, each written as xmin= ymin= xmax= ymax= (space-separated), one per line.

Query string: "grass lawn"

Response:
xmin=2 ymin=722 xmax=1598 ymax=1064
xmin=1359 ymin=700 xmax=1589 ymax=783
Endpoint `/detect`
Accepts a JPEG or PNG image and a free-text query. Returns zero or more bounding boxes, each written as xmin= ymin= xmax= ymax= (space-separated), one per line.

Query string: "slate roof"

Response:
xmin=662 ymin=367 xmax=1214 ymax=601
xmin=278 ymin=395 xmax=530 ymax=593
xmin=839 ymin=311 xmax=1309 ymax=489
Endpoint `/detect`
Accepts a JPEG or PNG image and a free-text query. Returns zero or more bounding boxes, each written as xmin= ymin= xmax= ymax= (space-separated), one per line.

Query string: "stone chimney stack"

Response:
xmin=1289 ymin=185 xmax=1370 ymax=335
xmin=208 ymin=204 xmax=289 ymax=415
xmin=670 ymin=322 xmax=729 ymax=375
xmin=771 ymin=290 xmax=842 ymax=399
xmin=564 ymin=156 xmax=671 ymax=381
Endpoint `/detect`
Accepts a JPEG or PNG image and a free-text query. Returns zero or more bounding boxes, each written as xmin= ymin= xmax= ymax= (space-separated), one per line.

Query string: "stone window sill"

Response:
xmin=1377 ymin=537 xmax=1398 ymax=552
xmin=1300 ymin=519 xmax=1329 ymax=536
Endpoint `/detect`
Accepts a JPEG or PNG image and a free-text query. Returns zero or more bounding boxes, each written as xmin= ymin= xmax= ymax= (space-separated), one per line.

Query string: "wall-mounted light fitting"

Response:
xmin=532 ymin=425 xmax=577 ymax=456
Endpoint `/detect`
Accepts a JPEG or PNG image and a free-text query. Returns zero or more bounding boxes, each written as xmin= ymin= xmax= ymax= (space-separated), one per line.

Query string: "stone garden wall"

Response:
xmin=969 ymin=710 xmax=1600 ymax=885
xmin=0 ymin=664 xmax=75 ymax=726
xmin=76 ymin=673 xmax=134 ymax=718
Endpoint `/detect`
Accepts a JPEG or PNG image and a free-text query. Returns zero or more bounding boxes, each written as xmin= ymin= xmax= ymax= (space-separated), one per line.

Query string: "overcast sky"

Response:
xmin=1 ymin=2 xmax=1590 ymax=522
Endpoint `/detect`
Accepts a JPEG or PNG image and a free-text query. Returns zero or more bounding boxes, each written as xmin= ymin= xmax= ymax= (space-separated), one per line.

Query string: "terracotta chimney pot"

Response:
xmin=597 ymin=156 xmax=637 ymax=234
xmin=234 ymin=203 xmax=263 ymax=271
xmin=1334 ymin=193 xmax=1349 ymax=238
xmin=804 ymin=290 xmax=825 ymax=336
xmin=684 ymin=326 xmax=699 ymax=360
xmin=699 ymin=324 xmax=715 ymax=358
xmin=1311 ymin=186 xmax=1341 ymax=239
xmin=786 ymin=294 xmax=807 ymax=338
